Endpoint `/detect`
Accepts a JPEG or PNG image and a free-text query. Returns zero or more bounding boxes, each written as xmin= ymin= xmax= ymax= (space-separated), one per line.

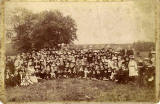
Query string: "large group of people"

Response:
xmin=5 ymin=46 xmax=155 ymax=87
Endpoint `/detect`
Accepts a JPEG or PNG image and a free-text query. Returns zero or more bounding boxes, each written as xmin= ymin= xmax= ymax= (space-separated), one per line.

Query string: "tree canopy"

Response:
xmin=8 ymin=8 xmax=77 ymax=52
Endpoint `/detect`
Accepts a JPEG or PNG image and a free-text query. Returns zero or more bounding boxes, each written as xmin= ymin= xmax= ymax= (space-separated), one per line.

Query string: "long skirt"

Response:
xmin=29 ymin=76 xmax=38 ymax=83
xmin=129 ymin=67 xmax=138 ymax=77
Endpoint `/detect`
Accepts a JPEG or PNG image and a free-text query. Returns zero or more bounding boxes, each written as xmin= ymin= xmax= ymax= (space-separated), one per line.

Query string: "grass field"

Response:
xmin=6 ymin=78 xmax=155 ymax=102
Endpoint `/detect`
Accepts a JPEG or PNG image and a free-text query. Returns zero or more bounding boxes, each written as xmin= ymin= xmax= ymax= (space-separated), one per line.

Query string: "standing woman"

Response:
xmin=128 ymin=55 xmax=138 ymax=82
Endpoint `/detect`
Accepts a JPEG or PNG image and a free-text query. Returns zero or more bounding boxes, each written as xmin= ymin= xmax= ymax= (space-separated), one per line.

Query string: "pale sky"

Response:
xmin=5 ymin=1 xmax=155 ymax=44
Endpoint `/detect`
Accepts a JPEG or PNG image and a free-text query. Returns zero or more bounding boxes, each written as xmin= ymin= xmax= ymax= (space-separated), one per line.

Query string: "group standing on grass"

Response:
xmin=5 ymin=47 xmax=155 ymax=87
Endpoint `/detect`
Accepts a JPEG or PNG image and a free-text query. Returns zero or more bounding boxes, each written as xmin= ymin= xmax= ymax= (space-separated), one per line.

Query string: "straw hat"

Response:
xmin=112 ymin=57 xmax=117 ymax=60
xmin=144 ymin=57 xmax=149 ymax=61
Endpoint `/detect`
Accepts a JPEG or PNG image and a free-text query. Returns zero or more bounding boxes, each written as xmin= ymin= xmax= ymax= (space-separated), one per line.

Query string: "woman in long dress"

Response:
xmin=128 ymin=55 xmax=138 ymax=82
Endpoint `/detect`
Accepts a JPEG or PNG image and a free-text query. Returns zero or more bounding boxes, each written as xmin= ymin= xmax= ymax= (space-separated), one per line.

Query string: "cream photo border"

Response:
xmin=0 ymin=0 xmax=159 ymax=104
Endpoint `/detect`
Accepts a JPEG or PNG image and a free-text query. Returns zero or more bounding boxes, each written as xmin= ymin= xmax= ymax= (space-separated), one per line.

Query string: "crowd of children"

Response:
xmin=5 ymin=47 xmax=155 ymax=87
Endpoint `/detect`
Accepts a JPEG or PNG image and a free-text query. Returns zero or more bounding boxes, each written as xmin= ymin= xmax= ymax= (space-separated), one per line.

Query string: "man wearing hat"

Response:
xmin=137 ymin=56 xmax=145 ymax=86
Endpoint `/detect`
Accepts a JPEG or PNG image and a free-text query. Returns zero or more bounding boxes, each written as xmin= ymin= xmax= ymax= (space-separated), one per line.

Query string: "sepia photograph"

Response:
xmin=1 ymin=0 xmax=159 ymax=103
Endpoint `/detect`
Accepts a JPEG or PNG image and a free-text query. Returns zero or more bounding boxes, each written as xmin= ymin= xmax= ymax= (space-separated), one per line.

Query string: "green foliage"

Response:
xmin=9 ymin=8 xmax=77 ymax=52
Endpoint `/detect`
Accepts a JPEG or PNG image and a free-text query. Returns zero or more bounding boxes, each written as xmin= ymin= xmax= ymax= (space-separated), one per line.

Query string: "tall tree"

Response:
xmin=8 ymin=8 xmax=77 ymax=52
xmin=31 ymin=10 xmax=77 ymax=49
xmin=9 ymin=8 xmax=36 ymax=52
